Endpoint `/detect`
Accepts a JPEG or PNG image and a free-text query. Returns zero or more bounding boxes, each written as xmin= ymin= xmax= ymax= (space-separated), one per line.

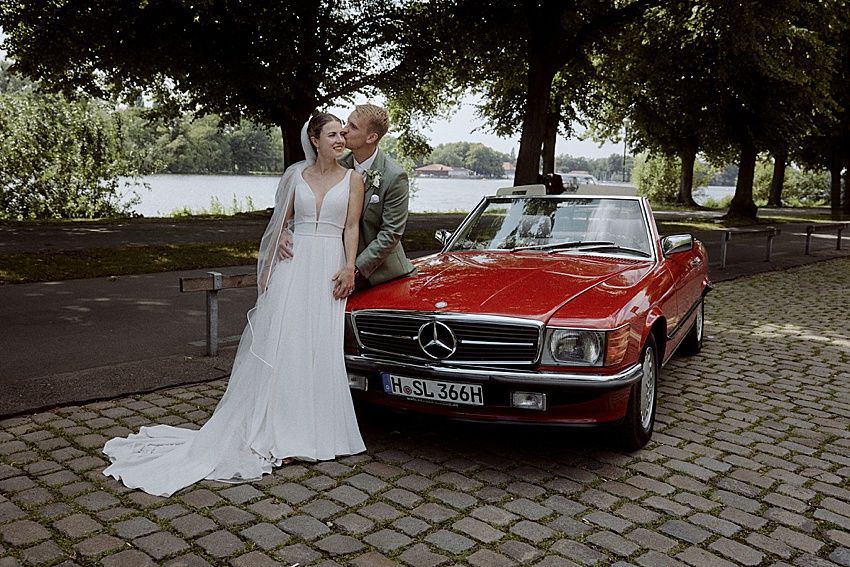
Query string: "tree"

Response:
xmin=590 ymin=0 xmax=840 ymax=217
xmin=465 ymin=144 xmax=505 ymax=177
xmin=0 ymin=90 xmax=150 ymax=219
xmin=708 ymin=0 xmax=838 ymax=220
xmin=633 ymin=153 xmax=681 ymax=204
xmin=390 ymin=0 xmax=660 ymax=186
xmin=228 ymin=122 xmax=284 ymax=173
xmin=0 ymin=60 xmax=31 ymax=93
xmin=429 ymin=143 xmax=468 ymax=169
xmin=0 ymin=0 xmax=406 ymax=167
xmin=423 ymin=141 xmax=505 ymax=176
xmin=796 ymin=1 xmax=850 ymax=218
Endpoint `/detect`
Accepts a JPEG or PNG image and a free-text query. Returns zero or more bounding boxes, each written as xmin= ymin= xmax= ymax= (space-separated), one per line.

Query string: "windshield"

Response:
xmin=448 ymin=197 xmax=653 ymax=257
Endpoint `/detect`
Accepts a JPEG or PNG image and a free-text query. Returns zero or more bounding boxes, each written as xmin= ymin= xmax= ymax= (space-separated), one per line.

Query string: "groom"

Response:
xmin=334 ymin=104 xmax=415 ymax=295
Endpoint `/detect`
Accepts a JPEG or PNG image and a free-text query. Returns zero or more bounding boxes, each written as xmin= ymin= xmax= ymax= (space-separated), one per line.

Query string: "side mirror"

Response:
xmin=661 ymin=234 xmax=694 ymax=256
xmin=435 ymin=229 xmax=452 ymax=247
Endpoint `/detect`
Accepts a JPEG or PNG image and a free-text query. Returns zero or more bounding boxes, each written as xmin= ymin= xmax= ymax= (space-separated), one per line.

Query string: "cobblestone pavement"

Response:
xmin=2 ymin=257 xmax=850 ymax=567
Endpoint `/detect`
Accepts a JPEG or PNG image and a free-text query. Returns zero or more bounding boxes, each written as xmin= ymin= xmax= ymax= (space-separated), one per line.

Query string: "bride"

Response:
xmin=102 ymin=113 xmax=367 ymax=497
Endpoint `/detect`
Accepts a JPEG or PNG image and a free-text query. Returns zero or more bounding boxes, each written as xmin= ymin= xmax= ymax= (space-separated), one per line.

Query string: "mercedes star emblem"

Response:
xmin=417 ymin=321 xmax=457 ymax=359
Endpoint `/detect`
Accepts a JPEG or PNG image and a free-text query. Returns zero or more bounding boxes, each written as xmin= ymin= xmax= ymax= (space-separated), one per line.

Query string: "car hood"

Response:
xmin=348 ymin=251 xmax=653 ymax=322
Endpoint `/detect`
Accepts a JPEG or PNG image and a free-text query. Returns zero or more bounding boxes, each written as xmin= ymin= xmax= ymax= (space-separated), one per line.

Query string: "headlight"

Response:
xmin=542 ymin=324 xmax=630 ymax=367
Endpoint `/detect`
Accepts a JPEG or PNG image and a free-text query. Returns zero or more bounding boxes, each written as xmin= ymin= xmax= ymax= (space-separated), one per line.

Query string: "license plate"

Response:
xmin=381 ymin=373 xmax=484 ymax=406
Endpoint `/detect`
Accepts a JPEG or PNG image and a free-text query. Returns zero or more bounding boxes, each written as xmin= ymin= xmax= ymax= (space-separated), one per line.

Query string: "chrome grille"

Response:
xmin=352 ymin=311 xmax=542 ymax=365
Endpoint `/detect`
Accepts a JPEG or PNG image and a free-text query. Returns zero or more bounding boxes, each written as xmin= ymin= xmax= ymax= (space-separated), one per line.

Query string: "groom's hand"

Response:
xmin=276 ymin=230 xmax=294 ymax=260
xmin=332 ymin=266 xmax=356 ymax=299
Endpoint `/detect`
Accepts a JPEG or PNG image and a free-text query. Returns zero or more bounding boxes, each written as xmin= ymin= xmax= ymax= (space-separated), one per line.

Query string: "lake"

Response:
xmin=122 ymin=174 xmax=734 ymax=217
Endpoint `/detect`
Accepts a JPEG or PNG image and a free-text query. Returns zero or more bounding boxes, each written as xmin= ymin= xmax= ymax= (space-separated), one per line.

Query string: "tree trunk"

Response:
xmin=677 ymin=142 xmax=698 ymax=206
xmin=514 ymin=61 xmax=554 ymax=186
xmin=280 ymin=116 xmax=307 ymax=169
xmin=767 ymin=150 xmax=787 ymax=207
xmin=726 ymin=144 xmax=759 ymax=220
xmin=513 ymin=3 xmax=563 ymax=187
xmin=830 ymin=159 xmax=842 ymax=220
xmin=541 ymin=108 xmax=559 ymax=176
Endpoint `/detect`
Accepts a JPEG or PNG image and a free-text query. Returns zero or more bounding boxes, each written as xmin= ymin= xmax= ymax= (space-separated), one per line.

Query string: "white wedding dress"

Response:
xmin=103 ymin=169 xmax=366 ymax=497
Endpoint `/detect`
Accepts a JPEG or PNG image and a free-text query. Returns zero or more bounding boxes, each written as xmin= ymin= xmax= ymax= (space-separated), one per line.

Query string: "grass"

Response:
xmin=0 ymin=232 xmax=439 ymax=285
xmin=655 ymin=210 xmax=841 ymax=234
xmin=0 ymin=206 xmax=840 ymax=285
xmin=0 ymin=241 xmax=259 ymax=285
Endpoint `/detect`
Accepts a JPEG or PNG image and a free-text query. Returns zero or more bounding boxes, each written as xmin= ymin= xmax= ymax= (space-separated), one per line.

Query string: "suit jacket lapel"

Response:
xmin=361 ymin=148 xmax=385 ymax=215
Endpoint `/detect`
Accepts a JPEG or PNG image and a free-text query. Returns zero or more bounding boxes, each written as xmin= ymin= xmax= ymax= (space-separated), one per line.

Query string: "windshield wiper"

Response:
xmin=552 ymin=243 xmax=652 ymax=258
xmin=512 ymin=240 xmax=614 ymax=252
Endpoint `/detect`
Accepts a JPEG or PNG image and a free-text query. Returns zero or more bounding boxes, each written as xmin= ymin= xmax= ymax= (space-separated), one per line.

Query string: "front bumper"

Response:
xmin=344 ymin=354 xmax=644 ymax=391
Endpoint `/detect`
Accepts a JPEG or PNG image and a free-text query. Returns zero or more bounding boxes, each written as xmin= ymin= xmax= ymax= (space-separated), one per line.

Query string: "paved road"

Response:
xmin=1 ymin=212 xmax=848 ymax=416
xmin=0 ymin=256 xmax=849 ymax=566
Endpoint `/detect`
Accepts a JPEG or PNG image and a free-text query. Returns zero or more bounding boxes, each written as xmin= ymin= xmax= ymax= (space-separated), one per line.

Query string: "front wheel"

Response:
xmin=616 ymin=334 xmax=658 ymax=450
xmin=679 ymin=298 xmax=704 ymax=356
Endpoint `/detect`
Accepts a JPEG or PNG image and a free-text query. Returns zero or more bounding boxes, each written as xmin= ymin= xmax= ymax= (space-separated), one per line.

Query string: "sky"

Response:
xmin=331 ymin=96 xmax=624 ymax=160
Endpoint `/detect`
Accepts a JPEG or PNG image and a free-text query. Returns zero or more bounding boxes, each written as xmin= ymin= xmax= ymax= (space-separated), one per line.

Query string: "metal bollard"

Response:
xmin=719 ymin=231 xmax=730 ymax=270
xmin=206 ymin=271 xmax=222 ymax=356
xmin=765 ymin=227 xmax=776 ymax=262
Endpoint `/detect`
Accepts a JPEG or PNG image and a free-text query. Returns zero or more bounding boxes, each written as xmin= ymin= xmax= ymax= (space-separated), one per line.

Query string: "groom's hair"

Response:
xmin=354 ymin=104 xmax=390 ymax=140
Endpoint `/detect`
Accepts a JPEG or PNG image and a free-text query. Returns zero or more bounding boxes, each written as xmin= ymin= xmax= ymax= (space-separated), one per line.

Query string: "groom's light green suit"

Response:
xmin=339 ymin=149 xmax=415 ymax=286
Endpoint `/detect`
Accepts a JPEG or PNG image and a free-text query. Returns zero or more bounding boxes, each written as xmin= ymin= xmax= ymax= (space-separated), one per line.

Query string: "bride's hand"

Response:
xmin=332 ymin=265 xmax=356 ymax=299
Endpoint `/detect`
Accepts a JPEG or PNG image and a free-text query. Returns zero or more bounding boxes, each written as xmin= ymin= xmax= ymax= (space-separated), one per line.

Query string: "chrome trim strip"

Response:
xmin=359 ymin=330 xmax=417 ymax=340
xmin=666 ymin=286 xmax=711 ymax=341
xmin=460 ymin=340 xmax=536 ymax=347
xmin=345 ymin=354 xmax=643 ymax=390
xmin=667 ymin=298 xmax=700 ymax=340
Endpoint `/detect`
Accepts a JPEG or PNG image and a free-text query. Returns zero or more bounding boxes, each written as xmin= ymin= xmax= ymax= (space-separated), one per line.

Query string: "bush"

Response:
xmin=752 ymin=157 xmax=831 ymax=206
xmin=0 ymin=91 xmax=152 ymax=220
xmin=633 ymin=153 xmax=680 ymax=203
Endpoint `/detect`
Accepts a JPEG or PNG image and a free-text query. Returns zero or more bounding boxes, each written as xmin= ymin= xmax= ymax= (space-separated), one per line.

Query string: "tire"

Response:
xmin=679 ymin=298 xmax=704 ymax=356
xmin=617 ymin=334 xmax=658 ymax=450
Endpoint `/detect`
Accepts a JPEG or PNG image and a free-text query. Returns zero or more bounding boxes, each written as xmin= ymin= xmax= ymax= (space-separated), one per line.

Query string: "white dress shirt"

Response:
xmin=353 ymin=149 xmax=378 ymax=182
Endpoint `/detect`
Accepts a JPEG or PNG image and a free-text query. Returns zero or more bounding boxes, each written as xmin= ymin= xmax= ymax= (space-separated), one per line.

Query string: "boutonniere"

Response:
xmin=365 ymin=169 xmax=382 ymax=189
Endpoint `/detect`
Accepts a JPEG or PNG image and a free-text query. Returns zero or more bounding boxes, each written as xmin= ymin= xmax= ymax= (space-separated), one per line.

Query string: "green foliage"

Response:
xmin=790 ymin=170 xmax=831 ymax=206
xmin=0 ymin=0 xmax=407 ymax=166
xmin=752 ymin=160 xmax=831 ymax=206
xmin=700 ymin=195 xmax=734 ymax=209
xmin=170 ymin=195 xmax=258 ymax=217
xmin=0 ymin=241 xmax=259 ymax=284
xmin=424 ymin=142 xmax=507 ymax=177
xmin=752 ymin=159 xmax=776 ymax=204
xmin=633 ymin=153 xmax=680 ymax=204
xmin=0 ymin=90 xmax=153 ymax=220
xmin=0 ymin=61 xmax=32 ymax=94
xmin=120 ymin=109 xmax=285 ymax=174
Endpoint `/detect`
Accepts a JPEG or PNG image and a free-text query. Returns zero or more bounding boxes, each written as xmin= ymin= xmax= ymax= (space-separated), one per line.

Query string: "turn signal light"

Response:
xmin=605 ymin=324 xmax=631 ymax=366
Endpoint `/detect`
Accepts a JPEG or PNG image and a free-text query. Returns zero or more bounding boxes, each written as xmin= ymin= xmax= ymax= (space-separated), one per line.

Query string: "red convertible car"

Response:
xmin=345 ymin=190 xmax=710 ymax=448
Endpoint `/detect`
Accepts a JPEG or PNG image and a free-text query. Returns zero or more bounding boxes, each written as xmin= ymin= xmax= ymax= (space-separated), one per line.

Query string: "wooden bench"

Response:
xmin=805 ymin=222 xmax=849 ymax=255
xmin=180 ymin=271 xmax=256 ymax=356
xmin=719 ymin=227 xmax=780 ymax=269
